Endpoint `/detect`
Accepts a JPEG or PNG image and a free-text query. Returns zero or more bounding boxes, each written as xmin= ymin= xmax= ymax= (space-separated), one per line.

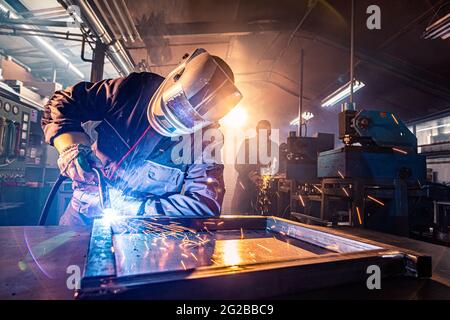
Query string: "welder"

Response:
xmin=231 ymin=120 xmax=279 ymax=214
xmin=42 ymin=48 xmax=242 ymax=226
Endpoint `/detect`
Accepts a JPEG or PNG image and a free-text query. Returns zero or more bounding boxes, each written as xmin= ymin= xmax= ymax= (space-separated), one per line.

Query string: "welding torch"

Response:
xmin=38 ymin=153 xmax=111 ymax=225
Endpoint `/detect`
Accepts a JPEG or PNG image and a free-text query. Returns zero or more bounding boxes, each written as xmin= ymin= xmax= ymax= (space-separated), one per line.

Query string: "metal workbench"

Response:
xmin=0 ymin=222 xmax=449 ymax=299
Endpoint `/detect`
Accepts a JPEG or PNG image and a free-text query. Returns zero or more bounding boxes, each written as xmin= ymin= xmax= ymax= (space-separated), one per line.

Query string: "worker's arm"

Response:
xmin=42 ymin=77 xmax=125 ymax=182
xmin=41 ymin=77 xmax=126 ymax=147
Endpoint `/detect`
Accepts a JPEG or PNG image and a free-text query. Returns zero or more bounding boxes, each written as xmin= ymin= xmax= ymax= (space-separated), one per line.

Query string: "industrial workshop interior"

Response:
xmin=0 ymin=0 xmax=449 ymax=307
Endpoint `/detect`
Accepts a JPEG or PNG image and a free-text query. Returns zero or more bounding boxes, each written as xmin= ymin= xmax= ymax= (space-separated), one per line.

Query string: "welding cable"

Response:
xmin=38 ymin=174 xmax=67 ymax=226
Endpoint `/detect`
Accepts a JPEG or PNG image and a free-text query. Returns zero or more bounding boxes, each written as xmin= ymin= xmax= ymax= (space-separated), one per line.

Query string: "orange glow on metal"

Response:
xmin=367 ymin=195 xmax=385 ymax=206
xmin=356 ymin=206 xmax=362 ymax=225
xmin=221 ymin=241 xmax=241 ymax=266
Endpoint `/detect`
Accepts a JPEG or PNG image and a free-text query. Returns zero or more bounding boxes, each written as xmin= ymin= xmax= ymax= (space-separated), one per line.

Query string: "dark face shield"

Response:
xmin=148 ymin=49 xmax=242 ymax=137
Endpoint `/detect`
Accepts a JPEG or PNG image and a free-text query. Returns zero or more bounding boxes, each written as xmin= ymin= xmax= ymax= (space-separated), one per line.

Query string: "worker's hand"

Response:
xmin=57 ymin=144 xmax=103 ymax=184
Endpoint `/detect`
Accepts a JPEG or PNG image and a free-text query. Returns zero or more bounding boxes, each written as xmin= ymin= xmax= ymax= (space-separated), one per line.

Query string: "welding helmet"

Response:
xmin=148 ymin=48 xmax=243 ymax=137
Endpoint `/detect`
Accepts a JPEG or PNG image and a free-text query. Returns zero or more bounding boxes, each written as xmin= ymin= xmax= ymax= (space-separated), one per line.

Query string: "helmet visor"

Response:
xmin=160 ymin=52 xmax=242 ymax=134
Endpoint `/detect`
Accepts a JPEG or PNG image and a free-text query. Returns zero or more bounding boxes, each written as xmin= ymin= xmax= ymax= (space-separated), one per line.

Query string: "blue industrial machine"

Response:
xmin=315 ymin=107 xmax=427 ymax=236
xmin=286 ymin=105 xmax=449 ymax=240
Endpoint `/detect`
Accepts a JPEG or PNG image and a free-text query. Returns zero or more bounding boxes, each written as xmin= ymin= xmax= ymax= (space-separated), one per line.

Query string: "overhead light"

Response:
xmin=321 ymin=80 xmax=365 ymax=107
xmin=290 ymin=112 xmax=314 ymax=125
xmin=0 ymin=3 xmax=84 ymax=79
xmin=416 ymin=123 xmax=450 ymax=132
xmin=423 ymin=13 xmax=450 ymax=40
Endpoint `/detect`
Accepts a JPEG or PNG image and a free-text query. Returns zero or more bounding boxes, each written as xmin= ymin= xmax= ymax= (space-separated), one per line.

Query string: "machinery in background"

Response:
xmin=0 ymin=82 xmax=71 ymax=225
xmin=279 ymin=104 xmax=450 ymax=244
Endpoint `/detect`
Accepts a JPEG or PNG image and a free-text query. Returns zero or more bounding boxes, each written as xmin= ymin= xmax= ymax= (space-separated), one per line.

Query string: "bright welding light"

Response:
xmin=101 ymin=208 xmax=120 ymax=223
xmin=321 ymin=80 xmax=365 ymax=107
xmin=220 ymin=105 xmax=248 ymax=128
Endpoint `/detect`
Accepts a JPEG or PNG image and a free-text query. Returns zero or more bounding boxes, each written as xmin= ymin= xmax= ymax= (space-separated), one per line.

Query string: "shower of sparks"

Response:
xmin=367 ymin=195 xmax=385 ymax=206
xmin=299 ymin=195 xmax=305 ymax=207
xmin=392 ymin=147 xmax=408 ymax=155
xmin=337 ymin=170 xmax=345 ymax=179
xmin=356 ymin=206 xmax=363 ymax=225
xmin=342 ymin=187 xmax=349 ymax=197
xmin=256 ymin=174 xmax=273 ymax=215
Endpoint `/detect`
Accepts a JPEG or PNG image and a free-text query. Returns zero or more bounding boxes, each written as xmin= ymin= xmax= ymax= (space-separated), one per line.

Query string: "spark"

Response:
xmin=299 ymin=195 xmax=305 ymax=207
xmin=392 ymin=147 xmax=408 ymax=155
xmin=313 ymin=185 xmax=323 ymax=193
xmin=256 ymin=243 xmax=272 ymax=253
xmin=337 ymin=170 xmax=345 ymax=179
xmin=181 ymin=253 xmax=188 ymax=258
xmin=180 ymin=260 xmax=187 ymax=270
xmin=190 ymin=252 xmax=198 ymax=261
xmin=342 ymin=187 xmax=349 ymax=197
xmin=111 ymin=246 xmax=115 ymax=253
xmin=240 ymin=228 xmax=244 ymax=239
xmin=356 ymin=206 xmax=363 ymax=225
xmin=367 ymin=195 xmax=385 ymax=206
xmin=391 ymin=113 xmax=399 ymax=125
xmin=217 ymin=221 xmax=224 ymax=226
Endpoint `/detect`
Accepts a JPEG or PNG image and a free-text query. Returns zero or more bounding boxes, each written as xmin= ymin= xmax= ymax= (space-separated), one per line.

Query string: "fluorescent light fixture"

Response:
xmin=321 ymin=80 xmax=365 ymax=107
xmin=290 ymin=112 xmax=314 ymax=125
xmin=416 ymin=123 xmax=450 ymax=132
xmin=0 ymin=3 xmax=85 ymax=79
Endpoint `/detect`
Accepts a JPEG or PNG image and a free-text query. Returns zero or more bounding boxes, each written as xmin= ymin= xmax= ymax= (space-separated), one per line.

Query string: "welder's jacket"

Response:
xmin=42 ymin=72 xmax=225 ymax=225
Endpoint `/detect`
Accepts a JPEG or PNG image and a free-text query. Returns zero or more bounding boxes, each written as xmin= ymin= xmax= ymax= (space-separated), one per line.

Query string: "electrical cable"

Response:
xmin=38 ymin=174 xmax=67 ymax=226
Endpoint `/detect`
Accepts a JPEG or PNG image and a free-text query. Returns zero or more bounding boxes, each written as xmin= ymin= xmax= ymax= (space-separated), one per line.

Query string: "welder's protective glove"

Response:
xmin=57 ymin=144 xmax=103 ymax=185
